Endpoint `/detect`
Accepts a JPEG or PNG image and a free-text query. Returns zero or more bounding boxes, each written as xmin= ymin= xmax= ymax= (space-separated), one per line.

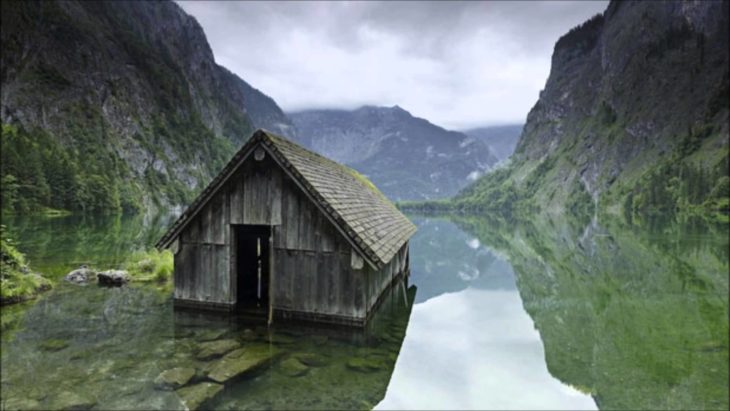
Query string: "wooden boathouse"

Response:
xmin=156 ymin=129 xmax=416 ymax=326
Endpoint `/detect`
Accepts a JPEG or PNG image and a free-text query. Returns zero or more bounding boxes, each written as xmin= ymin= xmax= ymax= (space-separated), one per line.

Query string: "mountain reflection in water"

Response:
xmin=2 ymin=212 xmax=727 ymax=410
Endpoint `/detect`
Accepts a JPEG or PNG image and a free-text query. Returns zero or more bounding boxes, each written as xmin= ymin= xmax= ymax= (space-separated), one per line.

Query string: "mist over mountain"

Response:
xmin=464 ymin=124 xmax=523 ymax=162
xmin=289 ymin=106 xmax=499 ymax=201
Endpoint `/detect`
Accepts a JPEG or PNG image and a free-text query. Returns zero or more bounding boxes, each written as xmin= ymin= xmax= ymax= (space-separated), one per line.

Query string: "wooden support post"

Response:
xmin=268 ymin=229 xmax=274 ymax=326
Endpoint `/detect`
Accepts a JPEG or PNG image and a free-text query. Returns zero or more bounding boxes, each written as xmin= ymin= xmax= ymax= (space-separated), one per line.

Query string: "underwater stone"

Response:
xmin=196 ymin=329 xmax=227 ymax=342
xmin=293 ymin=352 xmax=329 ymax=367
xmin=64 ymin=267 xmax=97 ymax=284
xmin=264 ymin=333 xmax=296 ymax=345
xmin=279 ymin=357 xmax=309 ymax=377
xmin=50 ymin=391 xmax=96 ymax=410
xmin=1 ymin=397 xmax=40 ymax=410
xmin=39 ymin=338 xmax=70 ymax=352
xmin=175 ymin=382 xmax=223 ymax=411
xmin=154 ymin=367 xmax=196 ymax=390
xmin=97 ymin=270 xmax=130 ymax=286
xmin=207 ymin=344 xmax=281 ymax=384
xmin=346 ymin=356 xmax=385 ymax=373
xmin=195 ymin=339 xmax=240 ymax=360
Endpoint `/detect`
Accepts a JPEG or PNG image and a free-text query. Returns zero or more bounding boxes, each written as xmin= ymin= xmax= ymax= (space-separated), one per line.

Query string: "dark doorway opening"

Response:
xmin=234 ymin=225 xmax=270 ymax=311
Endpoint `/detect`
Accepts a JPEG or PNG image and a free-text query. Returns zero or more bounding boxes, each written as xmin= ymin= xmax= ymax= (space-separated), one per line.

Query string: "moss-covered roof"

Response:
xmin=157 ymin=129 xmax=416 ymax=268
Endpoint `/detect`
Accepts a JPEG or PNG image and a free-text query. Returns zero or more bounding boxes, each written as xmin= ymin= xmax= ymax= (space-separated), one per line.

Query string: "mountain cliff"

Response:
xmin=0 ymin=0 xmax=294 ymax=214
xmin=454 ymin=1 xmax=729 ymax=220
xmin=289 ymin=106 xmax=499 ymax=200
xmin=464 ymin=124 xmax=523 ymax=162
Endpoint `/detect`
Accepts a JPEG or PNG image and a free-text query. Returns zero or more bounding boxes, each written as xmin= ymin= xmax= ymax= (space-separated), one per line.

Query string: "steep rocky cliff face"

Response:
xmin=456 ymin=1 xmax=729 ymax=219
xmin=464 ymin=124 xmax=523 ymax=162
xmin=0 ymin=0 xmax=294 ymax=213
xmin=290 ymin=106 xmax=498 ymax=200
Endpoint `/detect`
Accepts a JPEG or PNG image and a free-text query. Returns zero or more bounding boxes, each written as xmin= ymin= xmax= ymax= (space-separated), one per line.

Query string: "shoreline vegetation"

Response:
xmin=0 ymin=227 xmax=52 ymax=305
xmin=0 ymin=224 xmax=173 ymax=306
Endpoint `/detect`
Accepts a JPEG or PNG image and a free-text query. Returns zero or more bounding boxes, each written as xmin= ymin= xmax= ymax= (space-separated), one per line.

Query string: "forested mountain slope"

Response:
xmin=1 ymin=0 xmax=294 ymax=214
xmin=455 ymin=1 xmax=729 ymax=220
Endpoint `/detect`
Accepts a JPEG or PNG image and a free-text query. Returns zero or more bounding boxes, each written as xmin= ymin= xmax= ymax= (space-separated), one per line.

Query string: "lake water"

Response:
xmin=1 ymin=212 xmax=728 ymax=410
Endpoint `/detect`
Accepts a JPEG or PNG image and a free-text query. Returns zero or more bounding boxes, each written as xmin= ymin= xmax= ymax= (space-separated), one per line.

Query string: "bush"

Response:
xmin=0 ymin=227 xmax=52 ymax=304
xmin=124 ymin=249 xmax=173 ymax=282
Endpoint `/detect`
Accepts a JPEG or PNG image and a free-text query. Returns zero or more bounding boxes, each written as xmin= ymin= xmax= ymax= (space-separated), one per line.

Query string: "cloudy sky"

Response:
xmin=178 ymin=1 xmax=607 ymax=130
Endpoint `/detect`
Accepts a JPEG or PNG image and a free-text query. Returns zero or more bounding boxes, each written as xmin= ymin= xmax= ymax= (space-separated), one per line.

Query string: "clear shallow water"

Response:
xmin=1 ymin=213 xmax=728 ymax=410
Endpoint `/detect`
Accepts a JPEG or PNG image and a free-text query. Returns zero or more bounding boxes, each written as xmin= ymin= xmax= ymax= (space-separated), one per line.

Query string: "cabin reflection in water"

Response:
xmin=157 ymin=130 xmax=416 ymax=327
xmin=171 ymin=280 xmax=417 ymax=410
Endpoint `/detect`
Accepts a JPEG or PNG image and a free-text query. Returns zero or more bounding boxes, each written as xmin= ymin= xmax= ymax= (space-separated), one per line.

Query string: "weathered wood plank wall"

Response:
xmin=172 ymin=143 xmax=410 ymax=324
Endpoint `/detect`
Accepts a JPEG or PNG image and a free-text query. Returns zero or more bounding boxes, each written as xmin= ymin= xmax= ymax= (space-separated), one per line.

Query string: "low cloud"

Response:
xmin=178 ymin=1 xmax=606 ymax=130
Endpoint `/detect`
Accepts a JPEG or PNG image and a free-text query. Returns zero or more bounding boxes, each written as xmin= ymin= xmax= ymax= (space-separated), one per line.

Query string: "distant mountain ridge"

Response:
xmin=289 ymin=106 xmax=499 ymax=201
xmin=464 ymin=124 xmax=523 ymax=162
xmin=454 ymin=0 xmax=729 ymax=219
xmin=1 ymin=0 xmax=294 ymax=213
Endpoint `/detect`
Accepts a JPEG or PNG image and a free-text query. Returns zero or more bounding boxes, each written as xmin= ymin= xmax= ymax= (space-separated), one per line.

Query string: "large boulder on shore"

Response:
xmin=64 ymin=266 xmax=96 ymax=284
xmin=97 ymin=270 xmax=130 ymax=286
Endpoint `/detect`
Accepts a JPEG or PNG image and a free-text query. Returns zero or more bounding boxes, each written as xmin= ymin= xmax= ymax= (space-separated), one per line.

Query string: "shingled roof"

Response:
xmin=156 ymin=129 xmax=416 ymax=269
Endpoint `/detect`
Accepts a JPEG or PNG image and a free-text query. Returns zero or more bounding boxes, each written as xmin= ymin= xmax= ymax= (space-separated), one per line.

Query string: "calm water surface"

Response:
xmin=1 ymin=212 xmax=727 ymax=410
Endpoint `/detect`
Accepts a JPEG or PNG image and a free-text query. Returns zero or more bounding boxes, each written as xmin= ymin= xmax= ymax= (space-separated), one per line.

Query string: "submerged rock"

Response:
xmin=195 ymin=339 xmax=240 ymax=360
xmin=1 ymin=397 xmax=40 ymax=410
xmin=346 ymin=356 xmax=385 ymax=373
xmin=207 ymin=344 xmax=281 ymax=383
xmin=175 ymin=382 xmax=223 ymax=411
xmin=64 ymin=266 xmax=96 ymax=284
xmin=196 ymin=329 xmax=227 ymax=342
xmin=154 ymin=367 xmax=196 ymax=390
xmin=279 ymin=357 xmax=309 ymax=377
xmin=293 ymin=352 xmax=329 ymax=367
xmin=265 ymin=333 xmax=296 ymax=345
xmin=39 ymin=338 xmax=70 ymax=352
xmin=97 ymin=269 xmax=130 ymax=286
xmin=49 ymin=391 xmax=96 ymax=410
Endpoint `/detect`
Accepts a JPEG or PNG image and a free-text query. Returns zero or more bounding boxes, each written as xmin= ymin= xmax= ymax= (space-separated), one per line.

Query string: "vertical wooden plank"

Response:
xmin=327 ymin=254 xmax=338 ymax=313
xmin=268 ymin=231 xmax=274 ymax=325
xmin=316 ymin=253 xmax=327 ymax=314
xmin=229 ymin=229 xmax=237 ymax=305
xmin=284 ymin=183 xmax=300 ymax=249
xmin=270 ymin=167 xmax=282 ymax=225
xmin=353 ymin=267 xmax=364 ymax=319
xmin=298 ymin=198 xmax=316 ymax=251
xmin=188 ymin=244 xmax=197 ymax=301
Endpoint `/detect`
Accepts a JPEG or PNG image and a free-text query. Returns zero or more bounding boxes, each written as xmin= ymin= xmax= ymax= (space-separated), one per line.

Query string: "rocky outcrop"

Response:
xmin=289 ymin=106 xmax=499 ymax=200
xmin=64 ymin=267 xmax=96 ymax=284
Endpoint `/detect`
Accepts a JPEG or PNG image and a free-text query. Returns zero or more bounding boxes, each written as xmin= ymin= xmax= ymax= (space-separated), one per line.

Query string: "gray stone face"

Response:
xmin=64 ymin=267 xmax=97 ymax=284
